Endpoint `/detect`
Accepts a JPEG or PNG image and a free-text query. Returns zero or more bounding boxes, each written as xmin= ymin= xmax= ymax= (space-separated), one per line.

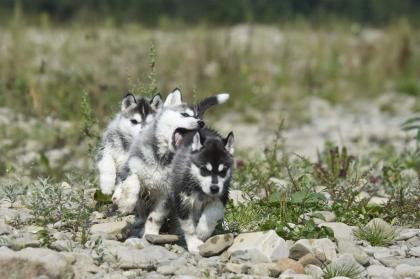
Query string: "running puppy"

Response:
xmin=171 ymin=128 xmax=234 ymax=253
xmin=96 ymin=94 xmax=162 ymax=195
xmin=112 ymin=89 xmax=229 ymax=237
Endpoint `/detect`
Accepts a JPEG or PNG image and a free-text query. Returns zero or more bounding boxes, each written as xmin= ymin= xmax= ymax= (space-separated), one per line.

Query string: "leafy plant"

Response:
xmin=25 ymin=177 xmax=93 ymax=243
xmin=0 ymin=178 xmax=27 ymax=208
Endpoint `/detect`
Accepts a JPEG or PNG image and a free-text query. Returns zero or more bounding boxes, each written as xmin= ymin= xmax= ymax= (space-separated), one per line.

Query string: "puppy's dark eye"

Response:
xmin=130 ymin=119 xmax=139 ymax=125
xmin=181 ymin=113 xmax=190 ymax=117
xmin=219 ymin=168 xmax=227 ymax=177
xmin=200 ymin=167 xmax=211 ymax=176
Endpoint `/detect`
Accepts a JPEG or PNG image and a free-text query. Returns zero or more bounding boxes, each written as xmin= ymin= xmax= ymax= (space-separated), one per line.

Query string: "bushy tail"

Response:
xmin=195 ymin=93 xmax=229 ymax=118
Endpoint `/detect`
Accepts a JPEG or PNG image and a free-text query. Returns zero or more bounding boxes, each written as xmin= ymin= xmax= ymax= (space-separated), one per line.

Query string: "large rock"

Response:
xmin=367 ymin=265 xmax=395 ymax=279
xmin=298 ymin=253 xmax=323 ymax=267
xmin=0 ymin=247 xmax=74 ymax=279
xmin=304 ymin=264 xmax=324 ymax=279
xmin=227 ymin=230 xmax=289 ymax=263
xmin=199 ymin=233 xmax=234 ymax=257
xmin=319 ymin=222 xmax=354 ymax=241
xmin=337 ymin=238 xmax=369 ymax=265
xmin=397 ymin=228 xmax=420 ymax=241
xmin=289 ymin=238 xmax=336 ymax=262
xmin=104 ymin=245 xmax=177 ymax=269
xmin=394 ymin=264 xmax=420 ymax=279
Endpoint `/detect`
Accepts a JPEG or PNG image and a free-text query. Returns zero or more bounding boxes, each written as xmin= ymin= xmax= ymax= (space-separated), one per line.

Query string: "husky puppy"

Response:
xmin=171 ymin=128 xmax=234 ymax=253
xmin=112 ymin=89 xmax=229 ymax=236
xmin=96 ymin=94 xmax=162 ymax=195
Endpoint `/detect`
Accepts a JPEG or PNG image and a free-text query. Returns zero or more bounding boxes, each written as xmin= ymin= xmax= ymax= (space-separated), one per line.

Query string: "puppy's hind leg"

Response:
xmin=144 ymin=198 xmax=170 ymax=236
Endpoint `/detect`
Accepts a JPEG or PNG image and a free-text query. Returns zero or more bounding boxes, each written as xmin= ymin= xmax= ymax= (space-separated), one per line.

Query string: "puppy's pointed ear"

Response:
xmin=121 ymin=94 xmax=137 ymax=111
xmin=150 ymin=94 xmax=163 ymax=110
xmin=191 ymin=132 xmax=203 ymax=152
xmin=164 ymin=88 xmax=182 ymax=107
xmin=171 ymin=88 xmax=182 ymax=105
xmin=224 ymin=132 xmax=234 ymax=155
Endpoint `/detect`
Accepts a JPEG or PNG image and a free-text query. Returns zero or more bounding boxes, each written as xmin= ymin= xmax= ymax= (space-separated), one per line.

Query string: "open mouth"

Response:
xmin=172 ymin=128 xmax=191 ymax=148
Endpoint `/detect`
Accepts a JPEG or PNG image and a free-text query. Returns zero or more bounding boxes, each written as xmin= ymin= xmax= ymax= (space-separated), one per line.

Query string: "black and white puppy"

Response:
xmin=171 ymin=128 xmax=234 ymax=253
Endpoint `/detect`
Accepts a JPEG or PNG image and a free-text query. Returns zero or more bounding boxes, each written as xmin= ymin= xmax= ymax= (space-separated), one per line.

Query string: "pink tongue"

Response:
xmin=174 ymin=132 xmax=183 ymax=146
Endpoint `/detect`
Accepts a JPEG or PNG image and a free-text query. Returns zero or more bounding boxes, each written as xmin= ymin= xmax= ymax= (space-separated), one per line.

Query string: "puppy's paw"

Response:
xmin=114 ymin=195 xmax=138 ymax=214
xmin=100 ymin=176 xmax=115 ymax=195
xmin=186 ymin=236 xmax=204 ymax=254
xmin=196 ymin=222 xmax=213 ymax=241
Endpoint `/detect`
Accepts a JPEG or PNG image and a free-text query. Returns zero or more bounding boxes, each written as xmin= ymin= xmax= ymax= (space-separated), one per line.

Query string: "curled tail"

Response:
xmin=195 ymin=93 xmax=229 ymax=118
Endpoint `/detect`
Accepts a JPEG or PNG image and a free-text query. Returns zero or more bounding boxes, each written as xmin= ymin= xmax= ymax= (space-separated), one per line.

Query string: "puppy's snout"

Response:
xmin=210 ymin=185 xmax=219 ymax=194
xmin=198 ymin=120 xmax=205 ymax=128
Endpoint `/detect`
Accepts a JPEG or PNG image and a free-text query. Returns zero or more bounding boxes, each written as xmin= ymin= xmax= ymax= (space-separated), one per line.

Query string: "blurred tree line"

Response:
xmin=0 ymin=0 xmax=419 ymax=26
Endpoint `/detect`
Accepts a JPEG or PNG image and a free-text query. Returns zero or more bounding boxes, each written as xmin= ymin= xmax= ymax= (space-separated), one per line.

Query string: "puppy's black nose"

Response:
xmin=210 ymin=185 xmax=219 ymax=194
xmin=198 ymin=120 xmax=205 ymax=128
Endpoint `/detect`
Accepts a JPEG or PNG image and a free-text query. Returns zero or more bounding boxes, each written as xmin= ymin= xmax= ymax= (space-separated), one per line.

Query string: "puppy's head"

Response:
xmin=120 ymin=94 xmax=162 ymax=137
xmin=189 ymin=131 xmax=234 ymax=197
xmin=156 ymin=88 xmax=205 ymax=151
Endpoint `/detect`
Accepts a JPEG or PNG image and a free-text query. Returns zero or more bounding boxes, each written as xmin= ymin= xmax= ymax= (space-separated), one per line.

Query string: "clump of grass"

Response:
xmin=323 ymin=263 xmax=363 ymax=279
xmin=355 ymin=219 xmax=398 ymax=246
xmin=25 ymin=177 xmax=93 ymax=243
xmin=0 ymin=177 xmax=27 ymax=208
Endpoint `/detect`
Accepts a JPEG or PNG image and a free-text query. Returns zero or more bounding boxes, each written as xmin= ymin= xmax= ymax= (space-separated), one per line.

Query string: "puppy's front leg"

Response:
xmin=112 ymin=174 xmax=140 ymax=214
xmin=97 ymin=151 xmax=116 ymax=195
xmin=196 ymin=200 xmax=224 ymax=241
xmin=178 ymin=217 xmax=203 ymax=254
xmin=144 ymin=198 xmax=170 ymax=236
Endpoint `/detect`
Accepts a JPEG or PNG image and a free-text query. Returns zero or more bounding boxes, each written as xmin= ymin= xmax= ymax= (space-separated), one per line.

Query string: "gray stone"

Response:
xmin=144 ymin=234 xmax=180 ymax=245
xmin=11 ymin=233 xmax=41 ymax=249
xmin=397 ymin=228 xmax=420 ymax=241
xmin=337 ymin=238 xmax=369 ymax=265
xmin=304 ymin=264 xmax=324 ymax=279
xmin=367 ymin=265 xmax=395 ymax=279
xmin=227 ymin=230 xmax=289 ymax=263
xmin=50 ymin=239 xmax=75 ymax=252
xmin=394 ymin=264 xmax=420 ymax=279
xmin=409 ymin=246 xmax=420 ymax=257
xmin=124 ymin=237 xmax=150 ymax=249
xmin=104 ymin=245 xmax=177 ymax=269
xmin=223 ymin=262 xmax=250 ymax=274
xmin=157 ymin=265 xmax=177 ymax=275
xmin=0 ymin=208 xmax=34 ymax=223
xmin=289 ymin=238 xmax=336 ymax=262
xmin=229 ymin=190 xmax=250 ymax=206
xmin=319 ymin=222 xmax=354 ymax=241
xmin=378 ymin=256 xmax=420 ymax=268
xmin=250 ymin=262 xmax=282 ymax=277
xmin=199 ymin=233 xmax=234 ymax=257
xmin=63 ymin=252 xmax=101 ymax=277
xmin=0 ymin=222 xmax=12 ymax=235
xmin=279 ymin=271 xmax=313 ymax=279
xmin=0 ymin=247 xmax=74 ymax=279
xmin=90 ymin=220 xmax=128 ymax=237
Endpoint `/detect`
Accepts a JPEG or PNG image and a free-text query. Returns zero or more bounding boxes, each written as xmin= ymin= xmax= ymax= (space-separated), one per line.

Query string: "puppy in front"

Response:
xmin=171 ymin=128 xmax=234 ymax=253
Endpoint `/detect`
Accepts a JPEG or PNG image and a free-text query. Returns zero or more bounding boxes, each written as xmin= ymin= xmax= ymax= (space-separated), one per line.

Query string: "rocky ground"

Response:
xmin=1 ymin=199 xmax=420 ymax=278
xmin=0 ymin=94 xmax=420 ymax=278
